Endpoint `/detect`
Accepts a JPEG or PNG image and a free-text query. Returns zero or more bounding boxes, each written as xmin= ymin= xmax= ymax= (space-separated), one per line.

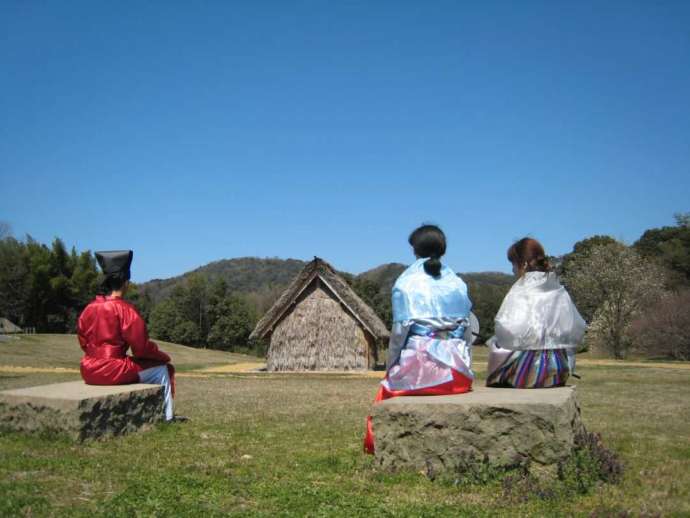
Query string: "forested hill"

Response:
xmin=357 ymin=263 xmax=406 ymax=291
xmin=141 ymin=257 xmax=307 ymax=302
xmin=141 ymin=258 xmax=514 ymax=304
xmin=138 ymin=258 xmax=515 ymax=340
xmin=356 ymin=263 xmax=513 ymax=296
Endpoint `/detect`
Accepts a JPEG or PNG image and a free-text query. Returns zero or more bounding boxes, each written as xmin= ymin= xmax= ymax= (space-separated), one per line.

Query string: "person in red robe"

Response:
xmin=77 ymin=250 xmax=177 ymax=421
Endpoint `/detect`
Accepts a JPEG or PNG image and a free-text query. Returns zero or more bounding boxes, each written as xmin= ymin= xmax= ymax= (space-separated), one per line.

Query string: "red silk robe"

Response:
xmin=77 ymin=295 xmax=174 ymax=393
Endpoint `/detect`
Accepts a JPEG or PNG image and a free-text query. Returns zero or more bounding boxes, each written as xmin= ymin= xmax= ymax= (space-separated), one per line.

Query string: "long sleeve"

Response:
xmin=120 ymin=304 xmax=171 ymax=363
xmin=77 ymin=311 xmax=88 ymax=353
xmin=465 ymin=312 xmax=480 ymax=345
xmin=386 ymin=321 xmax=412 ymax=371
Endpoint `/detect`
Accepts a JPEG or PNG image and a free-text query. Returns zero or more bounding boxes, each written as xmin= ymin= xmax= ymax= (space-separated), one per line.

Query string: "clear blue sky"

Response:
xmin=2 ymin=1 xmax=689 ymax=282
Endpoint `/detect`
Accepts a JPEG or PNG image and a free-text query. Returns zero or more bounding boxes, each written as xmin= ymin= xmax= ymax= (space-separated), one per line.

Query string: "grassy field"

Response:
xmin=1 ymin=335 xmax=689 ymax=516
xmin=0 ymin=334 xmax=255 ymax=372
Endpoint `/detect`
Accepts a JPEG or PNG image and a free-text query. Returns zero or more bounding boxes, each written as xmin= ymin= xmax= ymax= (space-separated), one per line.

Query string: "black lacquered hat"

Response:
xmin=95 ymin=250 xmax=133 ymax=280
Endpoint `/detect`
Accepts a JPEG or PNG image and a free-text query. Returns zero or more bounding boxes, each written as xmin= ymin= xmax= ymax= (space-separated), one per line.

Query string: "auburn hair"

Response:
xmin=507 ymin=238 xmax=551 ymax=274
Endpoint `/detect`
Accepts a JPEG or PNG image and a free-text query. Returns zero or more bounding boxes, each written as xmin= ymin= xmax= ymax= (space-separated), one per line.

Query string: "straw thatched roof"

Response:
xmin=250 ymin=257 xmax=390 ymax=342
xmin=0 ymin=318 xmax=22 ymax=334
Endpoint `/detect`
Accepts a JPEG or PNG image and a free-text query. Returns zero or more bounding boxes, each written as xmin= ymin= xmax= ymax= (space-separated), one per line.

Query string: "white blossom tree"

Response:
xmin=564 ymin=242 xmax=665 ymax=359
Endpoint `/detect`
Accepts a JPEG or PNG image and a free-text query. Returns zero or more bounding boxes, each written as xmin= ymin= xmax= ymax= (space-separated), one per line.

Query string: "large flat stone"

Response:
xmin=0 ymin=381 xmax=165 ymax=440
xmin=372 ymin=386 xmax=583 ymax=476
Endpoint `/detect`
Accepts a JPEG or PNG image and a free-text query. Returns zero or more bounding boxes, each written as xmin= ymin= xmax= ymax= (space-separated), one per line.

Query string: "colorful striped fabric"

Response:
xmin=486 ymin=348 xmax=570 ymax=388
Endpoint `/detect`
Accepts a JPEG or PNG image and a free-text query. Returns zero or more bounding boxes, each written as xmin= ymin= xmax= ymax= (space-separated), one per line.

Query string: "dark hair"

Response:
xmin=98 ymin=272 xmax=128 ymax=295
xmin=507 ymin=237 xmax=551 ymax=274
xmin=409 ymin=224 xmax=446 ymax=277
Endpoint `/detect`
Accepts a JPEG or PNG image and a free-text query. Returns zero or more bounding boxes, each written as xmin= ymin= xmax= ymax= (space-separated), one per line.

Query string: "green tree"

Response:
xmin=148 ymin=298 xmax=180 ymax=342
xmin=172 ymin=320 xmax=201 ymax=345
xmin=46 ymin=239 xmax=76 ymax=331
xmin=64 ymin=251 xmax=99 ymax=331
xmin=464 ymin=280 xmax=510 ymax=340
xmin=147 ymin=275 xmax=212 ymax=346
xmin=180 ymin=274 xmax=209 ymax=340
xmin=348 ymin=276 xmax=393 ymax=328
xmin=24 ymin=238 xmax=54 ymax=331
xmin=124 ymin=282 xmax=155 ymax=324
xmin=207 ymin=293 xmax=255 ymax=351
xmin=0 ymin=237 xmax=30 ymax=325
xmin=70 ymin=251 xmax=99 ymax=309
xmin=0 ymin=235 xmax=98 ymax=332
xmin=634 ymin=213 xmax=690 ymax=288
xmin=0 ymin=221 xmax=12 ymax=240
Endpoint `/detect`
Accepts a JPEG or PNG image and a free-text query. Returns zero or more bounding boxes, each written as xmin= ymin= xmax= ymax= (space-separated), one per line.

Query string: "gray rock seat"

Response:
xmin=0 ymin=381 xmax=165 ymax=440
xmin=371 ymin=385 xmax=584 ymax=476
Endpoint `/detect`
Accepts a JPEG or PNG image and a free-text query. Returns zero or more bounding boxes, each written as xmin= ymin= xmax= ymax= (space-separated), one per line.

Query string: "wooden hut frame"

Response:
xmin=250 ymin=257 xmax=390 ymax=371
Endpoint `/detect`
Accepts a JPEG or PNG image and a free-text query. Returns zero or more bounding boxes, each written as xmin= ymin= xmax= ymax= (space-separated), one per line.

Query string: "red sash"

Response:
xmin=85 ymin=344 xmax=126 ymax=360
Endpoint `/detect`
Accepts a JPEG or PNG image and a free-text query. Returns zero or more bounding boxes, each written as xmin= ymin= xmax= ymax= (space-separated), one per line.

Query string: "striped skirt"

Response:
xmin=486 ymin=347 xmax=570 ymax=389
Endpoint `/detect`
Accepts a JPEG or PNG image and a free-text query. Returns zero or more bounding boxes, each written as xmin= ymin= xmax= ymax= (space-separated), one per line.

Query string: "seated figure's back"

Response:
xmin=486 ymin=238 xmax=585 ymax=389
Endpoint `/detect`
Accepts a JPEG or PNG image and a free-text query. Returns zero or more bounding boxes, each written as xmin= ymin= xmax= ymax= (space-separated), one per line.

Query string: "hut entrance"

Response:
xmin=267 ymin=279 xmax=369 ymax=371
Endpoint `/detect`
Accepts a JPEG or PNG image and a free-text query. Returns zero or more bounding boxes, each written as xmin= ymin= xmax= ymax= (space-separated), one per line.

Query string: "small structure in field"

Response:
xmin=0 ymin=318 xmax=22 ymax=334
xmin=250 ymin=257 xmax=390 ymax=371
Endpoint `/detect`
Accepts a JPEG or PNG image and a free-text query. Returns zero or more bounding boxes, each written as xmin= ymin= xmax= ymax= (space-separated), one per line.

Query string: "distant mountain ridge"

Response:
xmin=141 ymin=257 xmax=308 ymax=302
xmin=140 ymin=257 xmax=514 ymax=304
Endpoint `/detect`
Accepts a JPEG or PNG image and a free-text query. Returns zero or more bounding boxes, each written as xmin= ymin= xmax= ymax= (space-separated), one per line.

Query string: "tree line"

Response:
xmin=0 ymin=229 xmax=261 ymax=353
xmin=146 ymin=274 xmax=261 ymax=355
xmin=0 ymin=235 xmax=99 ymax=333
xmin=1 ymin=213 xmax=688 ymax=360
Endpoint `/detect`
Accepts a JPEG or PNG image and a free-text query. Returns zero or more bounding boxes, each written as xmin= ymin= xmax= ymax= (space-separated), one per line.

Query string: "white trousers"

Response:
xmin=138 ymin=365 xmax=173 ymax=421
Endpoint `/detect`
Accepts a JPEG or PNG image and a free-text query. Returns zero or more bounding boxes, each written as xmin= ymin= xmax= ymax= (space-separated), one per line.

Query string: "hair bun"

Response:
xmin=409 ymin=224 xmax=447 ymax=277
xmin=423 ymin=257 xmax=442 ymax=277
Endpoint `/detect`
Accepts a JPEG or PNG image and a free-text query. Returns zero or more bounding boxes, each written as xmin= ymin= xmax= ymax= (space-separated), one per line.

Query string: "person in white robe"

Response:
xmin=486 ymin=238 xmax=586 ymax=388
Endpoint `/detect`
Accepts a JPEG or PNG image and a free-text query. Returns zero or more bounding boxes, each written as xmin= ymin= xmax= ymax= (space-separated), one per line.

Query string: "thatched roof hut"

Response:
xmin=0 ymin=318 xmax=22 ymax=334
xmin=250 ymin=257 xmax=390 ymax=371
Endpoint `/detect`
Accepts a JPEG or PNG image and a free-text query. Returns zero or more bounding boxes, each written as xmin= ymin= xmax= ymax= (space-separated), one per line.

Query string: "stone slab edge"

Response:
xmin=0 ymin=383 xmax=165 ymax=441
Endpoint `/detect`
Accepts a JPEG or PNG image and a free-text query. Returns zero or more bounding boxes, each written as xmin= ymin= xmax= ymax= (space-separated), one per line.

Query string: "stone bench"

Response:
xmin=372 ymin=386 xmax=584 ymax=476
xmin=0 ymin=381 xmax=165 ymax=441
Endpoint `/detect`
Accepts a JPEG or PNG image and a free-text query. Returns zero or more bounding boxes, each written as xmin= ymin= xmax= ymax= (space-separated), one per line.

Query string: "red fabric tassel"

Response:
xmin=364 ymin=371 xmax=472 ymax=454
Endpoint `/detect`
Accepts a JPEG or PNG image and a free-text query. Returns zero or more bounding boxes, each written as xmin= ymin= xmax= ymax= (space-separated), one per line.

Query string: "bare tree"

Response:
xmin=0 ymin=221 xmax=11 ymax=240
xmin=630 ymin=289 xmax=690 ymax=360
xmin=674 ymin=212 xmax=690 ymax=228
xmin=564 ymin=242 xmax=665 ymax=359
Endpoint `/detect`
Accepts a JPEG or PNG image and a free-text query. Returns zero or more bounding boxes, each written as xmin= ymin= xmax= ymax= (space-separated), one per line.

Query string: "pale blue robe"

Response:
xmin=384 ymin=259 xmax=476 ymax=391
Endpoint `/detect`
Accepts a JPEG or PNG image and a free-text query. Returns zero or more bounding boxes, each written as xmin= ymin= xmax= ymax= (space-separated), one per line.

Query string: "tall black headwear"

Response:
xmin=95 ymin=250 xmax=133 ymax=282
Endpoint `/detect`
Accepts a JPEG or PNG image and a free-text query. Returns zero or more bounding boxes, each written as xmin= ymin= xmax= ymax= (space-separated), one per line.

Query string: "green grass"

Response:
xmin=1 ymin=336 xmax=689 ymax=516
xmin=0 ymin=334 xmax=255 ymax=370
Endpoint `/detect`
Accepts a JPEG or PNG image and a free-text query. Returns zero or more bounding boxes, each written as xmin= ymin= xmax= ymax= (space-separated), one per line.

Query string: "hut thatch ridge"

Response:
xmin=249 ymin=257 xmax=390 ymax=342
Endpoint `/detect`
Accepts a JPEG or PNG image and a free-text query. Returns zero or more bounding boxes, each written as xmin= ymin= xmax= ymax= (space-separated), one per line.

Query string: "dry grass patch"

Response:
xmin=0 ymin=334 xmax=257 ymax=371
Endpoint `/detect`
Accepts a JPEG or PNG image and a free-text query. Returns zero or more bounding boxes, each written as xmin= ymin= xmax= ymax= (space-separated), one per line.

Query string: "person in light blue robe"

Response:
xmin=365 ymin=225 xmax=476 ymax=453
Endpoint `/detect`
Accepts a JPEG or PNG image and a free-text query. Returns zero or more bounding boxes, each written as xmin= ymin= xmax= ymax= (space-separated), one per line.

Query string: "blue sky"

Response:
xmin=2 ymin=1 xmax=689 ymax=282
